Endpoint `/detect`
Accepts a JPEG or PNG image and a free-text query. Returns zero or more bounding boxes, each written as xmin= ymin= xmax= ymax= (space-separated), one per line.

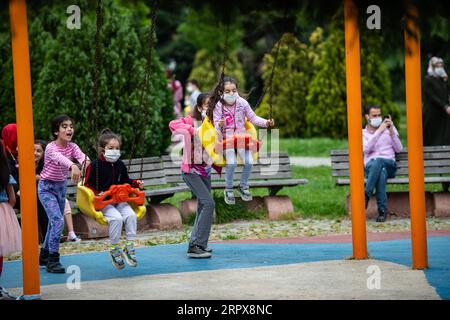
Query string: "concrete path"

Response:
xmin=13 ymin=260 xmax=438 ymax=300
xmin=3 ymin=234 xmax=449 ymax=300
xmin=290 ymin=156 xmax=331 ymax=167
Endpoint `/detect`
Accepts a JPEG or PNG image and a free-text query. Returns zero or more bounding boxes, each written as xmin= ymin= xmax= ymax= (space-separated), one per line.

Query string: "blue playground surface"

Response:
xmin=2 ymin=236 xmax=450 ymax=299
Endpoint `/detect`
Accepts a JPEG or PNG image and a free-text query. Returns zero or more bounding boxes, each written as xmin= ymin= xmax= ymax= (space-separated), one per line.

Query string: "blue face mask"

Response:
xmin=223 ymin=93 xmax=238 ymax=105
xmin=370 ymin=117 xmax=382 ymax=128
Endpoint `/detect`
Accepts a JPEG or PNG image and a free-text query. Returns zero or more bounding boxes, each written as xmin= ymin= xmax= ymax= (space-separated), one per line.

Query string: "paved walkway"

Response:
xmin=3 ymin=232 xmax=449 ymax=300
xmin=290 ymin=156 xmax=331 ymax=167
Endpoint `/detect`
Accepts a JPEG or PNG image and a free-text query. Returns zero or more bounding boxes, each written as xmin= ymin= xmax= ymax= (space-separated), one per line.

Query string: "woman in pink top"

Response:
xmin=212 ymin=77 xmax=274 ymax=205
xmin=38 ymin=115 xmax=89 ymax=273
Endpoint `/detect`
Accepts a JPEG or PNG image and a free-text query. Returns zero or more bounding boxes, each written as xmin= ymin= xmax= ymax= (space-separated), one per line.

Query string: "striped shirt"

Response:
xmin=39 ymin=141 xmax=88 ymax=182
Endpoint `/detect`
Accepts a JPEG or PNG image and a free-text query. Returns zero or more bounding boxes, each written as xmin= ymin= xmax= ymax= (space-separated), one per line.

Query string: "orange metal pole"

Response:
xmin=344 ymin=0 xmax=368 ymax=259
xmin=9 ymin=0 xmax=41 ymax=298
xmin=404 ymin=4 xmax=428 ymax=269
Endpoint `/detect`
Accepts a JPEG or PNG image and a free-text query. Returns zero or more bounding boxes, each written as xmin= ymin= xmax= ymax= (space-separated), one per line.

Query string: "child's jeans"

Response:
xmin=225 ymin=149 xmax=253 ymax=190
xmin=38 ymin=180 xmax=67 ymax=254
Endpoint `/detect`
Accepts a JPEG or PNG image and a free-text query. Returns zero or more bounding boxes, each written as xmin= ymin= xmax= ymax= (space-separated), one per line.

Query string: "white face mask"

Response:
xmin=104 ymin=149 xmax=121 ymax=162
xmin=435 ymin=67 xmax=448 ymax=79
xmin=187 ymin=86 xmax=194 ymax=93
xmin=201 ymin=110 xmax=207 ymax=119
xmin=223 ymin=93 xmax=238 ymax=105
xmin=369 ymin=117 xmax=382 ymax=128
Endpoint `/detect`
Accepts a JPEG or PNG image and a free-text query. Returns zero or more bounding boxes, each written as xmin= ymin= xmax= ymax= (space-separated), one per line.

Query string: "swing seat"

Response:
xmin=198 ymin=116 xmax=260 ymax=167
xmin=219 ymin=133 xmax=261 ymax=153
xmin=76 ymin=183 xmax=147 ymax=225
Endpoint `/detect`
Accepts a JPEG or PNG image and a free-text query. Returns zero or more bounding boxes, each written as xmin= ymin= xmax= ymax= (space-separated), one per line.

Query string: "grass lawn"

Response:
xmin=277 ymin=138 xmax=348 ymax=157
xmin=163 ymin=166 xmax=345 ymax=221
xmin=163 ymin=164 xmax=445 ymax=223
xmin=275 ymin=102 xmax=408 ymax=157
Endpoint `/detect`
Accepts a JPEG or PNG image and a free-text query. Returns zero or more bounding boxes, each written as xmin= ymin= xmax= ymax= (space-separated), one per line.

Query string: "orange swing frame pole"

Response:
xmin=9 ymin=0 xmax=41 ymax=298
xmin=344 ymin=0 xmax=368 ymax=259
xmin=404 ymin=4 xmax=428 ymax=269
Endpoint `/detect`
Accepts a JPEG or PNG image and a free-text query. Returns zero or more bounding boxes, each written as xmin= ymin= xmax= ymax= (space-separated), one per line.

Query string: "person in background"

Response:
xmin=1 ymin=124 xmax=19 ymax=209
xmin=363 ymin=104 xmax=403 ymax=222
xmin=186 ymin=79 xmax=202 ymax=114
xmin=0 ymin=142 xmax=21 ymax=300
xmin=166 ymin=69 xmax=184 ymax=119
xmin=423 ymin=56 xmax=449 ymax=146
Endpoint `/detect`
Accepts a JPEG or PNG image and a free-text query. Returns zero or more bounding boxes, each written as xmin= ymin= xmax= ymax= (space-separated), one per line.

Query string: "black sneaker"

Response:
xmin=187 ymin=245 xmax=212 ymax=259
xmin=204 ymin=246 xmax=213 ymax=253
xmin=46 ymin=253 xmax=66 ymax=274
xmin=39 ymin=248 xmax=49 ymax=267
xmin=376 ymin=209 xmax=388 ymax=222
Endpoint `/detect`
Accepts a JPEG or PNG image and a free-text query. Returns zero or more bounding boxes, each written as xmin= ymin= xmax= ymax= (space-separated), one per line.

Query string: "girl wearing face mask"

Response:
xmin=84 ymin=129 xmax=144 ymax=269
xmin=169 ymin=93 xmax=221 ymax=258
xmin=212 ymin=77 xmax=274 ymax=205
xmin=423 ymin=56 xmax=450 ymax=147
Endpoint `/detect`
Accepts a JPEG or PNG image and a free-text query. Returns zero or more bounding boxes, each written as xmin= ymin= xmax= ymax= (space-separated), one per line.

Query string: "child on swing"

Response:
xmin=212 ymin=77 xmax=275 ymax=205
xmin=85 ymin=129 xmax=144 ymax=270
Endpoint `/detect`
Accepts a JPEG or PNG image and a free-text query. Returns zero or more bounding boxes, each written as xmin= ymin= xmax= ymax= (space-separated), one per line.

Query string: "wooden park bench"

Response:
xmin=162 ymin=152 xmax=308 ymax=221
xmin=330 ymin=145 xmax=450 ymax=218
xmin=66 ymin=152 xmax=308 ymax=239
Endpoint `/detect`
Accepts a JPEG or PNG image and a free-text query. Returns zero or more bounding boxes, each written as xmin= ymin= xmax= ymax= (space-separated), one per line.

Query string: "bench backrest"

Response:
xmin=162 ymin=152 xmax=294 ymax=185
xmin=331 ymin=145 xmax=450 ymax=178
xmin=66 ymin=157 xmax=166 ymax=201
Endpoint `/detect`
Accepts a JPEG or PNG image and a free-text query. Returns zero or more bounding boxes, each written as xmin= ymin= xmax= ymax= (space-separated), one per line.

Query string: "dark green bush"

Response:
xmin=0 ymin=0 xmax=172 ymax=158
xmin=305 ymin=15 xmax=400 ymax=138
xmin=257 ymin=30 xmax=324 ymax=137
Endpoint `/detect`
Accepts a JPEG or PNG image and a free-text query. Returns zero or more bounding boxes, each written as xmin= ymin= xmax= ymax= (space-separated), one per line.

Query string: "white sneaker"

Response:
xmin=67 ymin=235 xmax=81 ymax=242
xmin=224 ymin=189 xmax=235 ymax=205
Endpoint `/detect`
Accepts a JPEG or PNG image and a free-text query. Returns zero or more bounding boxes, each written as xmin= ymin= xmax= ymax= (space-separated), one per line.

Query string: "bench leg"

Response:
xmin=147 ymin=204 xmax=182 ymax=230
xmin=433 ymin=192 xmax=450 ymax=217
xmin=179 ymin=199 xmax=198 ymax=222
xmin=263 ymin=196 xmax=294 ymax=220
xmin=72 ymin=213 xmax=109 ymax=239
xmin=346 ymin=192 xmax=434 ymax=218
xmin=268 ymin=186 xmax=283 ymax=196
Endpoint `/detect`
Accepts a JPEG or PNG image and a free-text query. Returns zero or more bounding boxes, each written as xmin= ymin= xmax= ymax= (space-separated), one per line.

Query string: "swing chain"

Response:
xmin=207 ymin=21 xmax=229 ymax=124
xmin=128 ymin=1 xmax=158 ymax=176
xmin=268 ymin=35 xmax=283 ymax=121
xmin=94 ymin=0 xmax=103 ymax=194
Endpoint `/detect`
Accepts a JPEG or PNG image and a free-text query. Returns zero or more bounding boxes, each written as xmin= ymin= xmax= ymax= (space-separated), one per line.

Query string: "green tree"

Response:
xmin=188 ymin=49 xmax=246 ymax=93
xmin=305 ymin=16 xmax=400 ymax=138
xmin=0 ymin=0 xmax=172 ymax=158
xmin=178 ymin=6 xmax=246 ymax=92
xmin=257 ymin=32 xmax=320 ymax=138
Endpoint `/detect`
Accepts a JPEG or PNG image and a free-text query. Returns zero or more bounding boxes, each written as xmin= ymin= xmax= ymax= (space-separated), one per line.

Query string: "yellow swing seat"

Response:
xmin=76 ymin=183 xmax=147 ymax=225
xmin=197 ymin=116 xmax=260 ymax=167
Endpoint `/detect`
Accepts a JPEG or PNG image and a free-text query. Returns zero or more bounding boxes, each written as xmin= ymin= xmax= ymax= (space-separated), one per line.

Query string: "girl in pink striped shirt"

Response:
xmin=38 ymin=115 xmax=89 ymax=274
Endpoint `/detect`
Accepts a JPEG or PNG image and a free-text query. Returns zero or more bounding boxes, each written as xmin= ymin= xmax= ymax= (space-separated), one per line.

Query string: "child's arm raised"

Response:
xmin=243 ymin=100 xmax=272 ymax=128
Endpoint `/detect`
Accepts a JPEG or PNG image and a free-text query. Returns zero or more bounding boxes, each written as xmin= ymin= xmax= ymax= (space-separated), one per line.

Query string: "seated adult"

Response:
xmin=363 ymin=104 xmax=403 ymax=222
